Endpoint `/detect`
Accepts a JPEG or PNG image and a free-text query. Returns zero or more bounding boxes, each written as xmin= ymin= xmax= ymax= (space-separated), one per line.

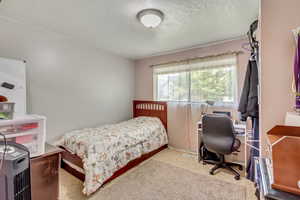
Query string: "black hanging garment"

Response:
xmin=238 ymin=58 xmax=259 ymax=121
xmin=238 ymin=20 xmax=260 ymax=182
xmin=238 ymin=20 xmax=259 ymax=121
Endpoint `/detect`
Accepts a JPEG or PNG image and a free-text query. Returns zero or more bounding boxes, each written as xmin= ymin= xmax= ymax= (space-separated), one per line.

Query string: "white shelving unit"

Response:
xmin=0 ymin=114 xmax=46 ymax=157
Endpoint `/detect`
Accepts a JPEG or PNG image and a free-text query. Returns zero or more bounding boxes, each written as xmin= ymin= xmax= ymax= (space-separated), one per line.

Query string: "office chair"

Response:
xmin=202 ymin=114 xmax=243 ymax=180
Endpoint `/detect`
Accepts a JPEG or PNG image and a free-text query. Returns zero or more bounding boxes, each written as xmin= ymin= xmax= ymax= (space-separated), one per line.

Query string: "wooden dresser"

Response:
xmin=256 ymin=158 xmax=300 ymax=200
xmin=30 ymin=144 xmax=63 ymax=200
xmin=267 ymin=126 xmax=300 ymax=196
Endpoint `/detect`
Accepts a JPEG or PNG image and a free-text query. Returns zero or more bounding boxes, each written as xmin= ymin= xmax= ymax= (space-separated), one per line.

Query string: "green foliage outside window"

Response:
xmin=156 ymin=66 xmax=235 ymax=104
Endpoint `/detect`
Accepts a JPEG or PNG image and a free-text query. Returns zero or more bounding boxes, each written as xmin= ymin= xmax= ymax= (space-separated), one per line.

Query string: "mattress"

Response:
xmin=59 ymin=117 xmax=168 ymax=195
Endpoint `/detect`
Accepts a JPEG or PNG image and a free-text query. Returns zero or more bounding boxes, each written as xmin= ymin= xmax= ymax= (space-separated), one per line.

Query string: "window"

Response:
xmin=153 ymin=54 xmax=237 ymax=106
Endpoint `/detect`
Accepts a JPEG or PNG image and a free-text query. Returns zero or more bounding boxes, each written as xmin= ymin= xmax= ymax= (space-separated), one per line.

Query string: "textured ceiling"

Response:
xmin=0 ymin=0 xmax=259 ymax=59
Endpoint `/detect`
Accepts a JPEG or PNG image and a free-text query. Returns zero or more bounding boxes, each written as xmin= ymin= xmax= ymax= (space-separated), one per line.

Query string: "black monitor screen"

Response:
xmin=213 ymin=111 xmax=231 ymax=117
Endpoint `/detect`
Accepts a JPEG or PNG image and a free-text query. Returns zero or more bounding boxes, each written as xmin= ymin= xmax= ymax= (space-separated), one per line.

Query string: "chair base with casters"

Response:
xmin=208 ymin=154 xmax=243 ymax=180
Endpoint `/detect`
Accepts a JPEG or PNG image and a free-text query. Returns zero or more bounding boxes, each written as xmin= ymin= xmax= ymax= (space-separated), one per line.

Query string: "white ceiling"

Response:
xmin=0 ymin=0 xmax=259 ymax=59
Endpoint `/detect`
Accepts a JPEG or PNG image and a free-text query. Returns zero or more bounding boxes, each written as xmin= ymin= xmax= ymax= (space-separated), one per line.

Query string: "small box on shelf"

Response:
xmin=0 ymin=102 xmax=15 ymax=120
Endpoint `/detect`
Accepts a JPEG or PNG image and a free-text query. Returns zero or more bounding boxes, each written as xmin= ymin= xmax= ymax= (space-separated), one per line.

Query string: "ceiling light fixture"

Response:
xmin=137 ymin=9 xmax=164 ymax=28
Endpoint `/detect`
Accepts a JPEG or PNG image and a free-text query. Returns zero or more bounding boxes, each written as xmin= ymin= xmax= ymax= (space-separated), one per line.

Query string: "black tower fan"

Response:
xmin=0 ymin=141 xmax=31 ymax=200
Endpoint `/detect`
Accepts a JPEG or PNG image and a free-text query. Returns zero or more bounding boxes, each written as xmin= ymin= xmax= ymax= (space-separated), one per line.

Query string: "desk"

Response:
xmin=197 ymin=121 xmax=252 ymax=173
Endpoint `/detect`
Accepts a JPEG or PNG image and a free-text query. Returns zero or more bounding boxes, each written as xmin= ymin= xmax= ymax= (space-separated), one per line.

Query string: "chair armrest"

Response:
xmin=232 ymin=138 xmax=241 ymax=152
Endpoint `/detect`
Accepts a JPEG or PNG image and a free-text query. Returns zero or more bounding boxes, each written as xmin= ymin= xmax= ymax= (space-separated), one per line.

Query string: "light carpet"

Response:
xmin=59 ymin=149 xmax=256 ymax=200
xmin=94 ymin=160 xmax=246 ymax=200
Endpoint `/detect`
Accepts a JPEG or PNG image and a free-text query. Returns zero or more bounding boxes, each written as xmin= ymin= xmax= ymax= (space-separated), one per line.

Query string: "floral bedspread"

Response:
xmin=60 ymin=117 xmax=168 ymax=195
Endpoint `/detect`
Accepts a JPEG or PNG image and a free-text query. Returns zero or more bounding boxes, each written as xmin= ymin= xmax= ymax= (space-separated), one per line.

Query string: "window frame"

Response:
xmin=153 ymin=55 xmax=238 ymax=107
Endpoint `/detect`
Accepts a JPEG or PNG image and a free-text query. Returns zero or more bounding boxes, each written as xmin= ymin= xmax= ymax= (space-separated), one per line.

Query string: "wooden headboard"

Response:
xmin=133 ymin=100 xmax=168 ymax=132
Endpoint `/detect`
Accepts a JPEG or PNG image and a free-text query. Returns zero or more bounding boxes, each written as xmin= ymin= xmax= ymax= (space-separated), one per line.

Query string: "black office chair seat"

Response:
xmin=202 ymin=114 xmax=243 ymax=180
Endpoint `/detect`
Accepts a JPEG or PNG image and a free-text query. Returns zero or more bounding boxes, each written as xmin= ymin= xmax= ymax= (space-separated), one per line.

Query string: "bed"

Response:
xmin=58 ymin=100 xmax=168 ymax=195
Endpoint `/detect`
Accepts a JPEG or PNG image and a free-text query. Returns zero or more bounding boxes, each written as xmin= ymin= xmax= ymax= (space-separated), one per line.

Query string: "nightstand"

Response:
xmin=30 ymin=143 xmax=63 ymax=200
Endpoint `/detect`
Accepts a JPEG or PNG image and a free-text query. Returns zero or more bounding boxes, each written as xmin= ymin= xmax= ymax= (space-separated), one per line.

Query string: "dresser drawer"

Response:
xmin=31 ymin=154 xmax=60 ymax=200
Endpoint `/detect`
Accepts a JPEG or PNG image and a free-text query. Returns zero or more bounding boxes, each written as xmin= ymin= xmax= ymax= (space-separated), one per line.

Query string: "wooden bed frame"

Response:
xmin=60 ymin=100 xmax=168 ymax=186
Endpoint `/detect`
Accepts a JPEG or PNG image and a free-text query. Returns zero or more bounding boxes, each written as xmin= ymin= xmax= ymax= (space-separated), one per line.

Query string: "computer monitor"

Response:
xmin=212 ymin=111 xmax=232 ymax=118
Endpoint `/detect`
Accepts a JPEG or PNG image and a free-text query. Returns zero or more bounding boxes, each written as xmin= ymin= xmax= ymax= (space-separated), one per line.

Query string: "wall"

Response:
xmin=135 ymin=39 xmax=250 ymax=151
xmin=0 ymin=19 xmax=135 ymax=142
xmin=260 ymin=0 xmax=300 ymax=156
